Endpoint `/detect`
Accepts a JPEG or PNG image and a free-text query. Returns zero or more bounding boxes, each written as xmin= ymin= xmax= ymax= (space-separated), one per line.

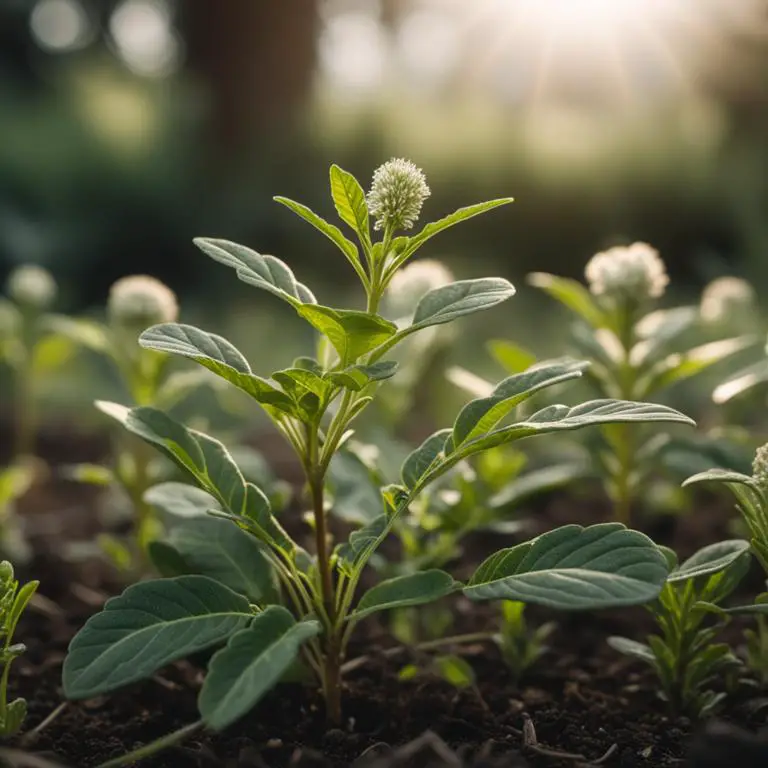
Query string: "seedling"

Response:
xmin=497 ymin=600 xmax=554 ymax=682
xmin=0 ymin=561 xmax=38 ymax=738
xmin=609 ymin=540 xmax=750 ymax=718
xmin=63 ymin=161 xmax=687 ymax=747
xmin=524 ymin=244 xmax=750 ymax=524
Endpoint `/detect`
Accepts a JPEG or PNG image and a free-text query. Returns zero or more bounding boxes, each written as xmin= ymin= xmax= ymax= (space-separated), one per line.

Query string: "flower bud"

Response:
xmin=6 ymin=265 xmax=57 ymax=310
xmin=108 ymin=275 xmax=178 ymax=332
xmin=584 ymin=242 xmax=669 ymax=303
xmin=384 ymin=259 xmax=454 ymax=321
xmin=367 ymin=158 xmax=431 ymax=232
xmin=700 ymin=276 xmax=755 ymax=326
xmin=753 ymin=443 xmax=768 ymax=493
xmin=0 ymin=560 xmax=14 ymax=585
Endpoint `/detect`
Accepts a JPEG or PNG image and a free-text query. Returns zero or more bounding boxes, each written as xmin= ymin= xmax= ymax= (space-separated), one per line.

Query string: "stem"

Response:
xmin=0 ymin=660 xmax=10 ymax=732
xmin=95 ymin=720 xmax=204 ymax=768
xmin=613 ymin=303 xmax=637 ymax=526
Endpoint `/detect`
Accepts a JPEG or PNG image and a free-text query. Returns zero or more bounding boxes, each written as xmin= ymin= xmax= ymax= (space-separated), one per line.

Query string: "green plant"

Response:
xmin=526 ymin=243 xmax=750 ymax=524
xmin=62 ymin=160 xmax=688 ymax=749
xmin=497 ymin=599 xmax=554 ymax=681
xmin=52 ymin=276 xmax=211 ymax=563
xmin=0 ymin=561 xmax=38 ymax=738
xmin=609 ymin=540 xmax=750 ymax=717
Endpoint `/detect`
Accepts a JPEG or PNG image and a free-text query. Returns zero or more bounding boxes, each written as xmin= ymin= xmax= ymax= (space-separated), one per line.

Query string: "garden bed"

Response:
xmin=6 ymin=435 xmax=768 ymax=768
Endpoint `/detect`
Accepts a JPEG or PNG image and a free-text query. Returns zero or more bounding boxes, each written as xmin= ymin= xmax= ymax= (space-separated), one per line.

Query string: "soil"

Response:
xmin=5 ymin=429 xmax=768 ymax=768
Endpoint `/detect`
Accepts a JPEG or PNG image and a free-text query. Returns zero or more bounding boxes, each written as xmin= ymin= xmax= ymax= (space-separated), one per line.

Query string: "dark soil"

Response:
xmin=5 ymin=431 xmax=768 ymax=768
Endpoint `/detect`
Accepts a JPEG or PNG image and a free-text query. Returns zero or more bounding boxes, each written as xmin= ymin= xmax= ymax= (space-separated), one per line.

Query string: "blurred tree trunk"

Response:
xmin=182 ymin=0 xmax=318 ymax=153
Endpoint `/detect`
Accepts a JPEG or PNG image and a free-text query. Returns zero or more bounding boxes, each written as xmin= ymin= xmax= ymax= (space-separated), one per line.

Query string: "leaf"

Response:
xmin=139 ymin=324 xmax=294 ymax=413
xmin=452 ymin=360 xmax=587 ymax=449
xmin=326 ymin=360 xmax=399 ymax=391
xmin=432 ymin=654 xmax=476 ymax=689
xmin=156 ymin=517 xmax=275 ymax=602
xmin=329 ymin=165 xmax=370 ymax=245
xmin=350 ymin=570 xmax=458 ymax=621
xmin=396 ymin=199 xmax=514 ymax=263
xmin=713 ymin=360 xmax=768 ymax=404
xmin=273 ymin=196 xmax=365 ymax=281
xmin=336 ymin=515 xmax=388 ymax=574
xmin=296 ymin=305 xmax=397 ymax=365
xmin=199 ymin=607 xmax=320 ymax=731
xmin=59 ymin=463 xmax=115 ymax=487
xmin=328 ymin=451 xmax=383 ymax=525
xmin=194 ymin=238 xmax=316 ymax=306
xmin=408 ymin=278 xmax=516 ymax=334
xmin=487 ymin=462 xmax=591 ymax=510
xmin=63 ymin=576 xmax=252 ymax=700
xmin=44 ymin=315 xmax=109 ymax=353
xmin=607 ymin=636 xmax=656 ymax=664
xmin=464 ymin=523 xmax=669 ymax=610
xmin=668 ymin=540 xmax=751 ymax=583
xmin=487 ymin=339 xmax=537 ymax=373
xmin=144 ymin=482 xmax=219 ymax=519
xmin=527 ymin=272 xmax=605 ymax=328
xmin=401 ymin=429 xmax=451 ymax=490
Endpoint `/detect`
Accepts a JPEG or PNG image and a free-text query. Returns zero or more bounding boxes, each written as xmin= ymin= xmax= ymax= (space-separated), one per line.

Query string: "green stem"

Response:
xmin=95 ymin=720 xmax=204 ymax=768
xmin=0 ymin=660 xmax=10 ymax=733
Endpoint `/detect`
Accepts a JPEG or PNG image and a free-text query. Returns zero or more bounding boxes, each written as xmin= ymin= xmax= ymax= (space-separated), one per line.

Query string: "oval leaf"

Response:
xmin=668 ymin=540 xmax=751 ymax=584
xmin=464 ymin=523 xmax=669 ymax=609
xmin=351 ymin=570 xmax=458 ymax=621
xmin=194 ymin=238 xmax=316 ymax=305
xmin=401 ymin=429 xmax=451 ymax=490
xmin=199 ymin=607 xmax=320 ymax=731
xmin=527 ymin=272 xmax=605 ymax=328
xmin=329 ymin=165 xmax=370 ymax=244
xmin=63 ymin=576 xmax=251 ymax=700
xmin=410 ymin=278 xmax=516 ymax=333
xmin=144 ymin=482 xmax=220 ymax=519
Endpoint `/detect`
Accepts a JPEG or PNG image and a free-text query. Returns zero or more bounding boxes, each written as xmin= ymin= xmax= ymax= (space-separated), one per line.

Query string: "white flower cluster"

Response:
xmin=6 ymin=265 xmax=57 ymax=310
xmin=108 ymin=275 xmax=178 ymax=330
xmin=385 ymin=259 xmax=454 ymax=320
xmin=367 ymin=158 xmax=431 ymax=232
xmin=700 ymin=276 xmax=755 ymax=325
xmin=753 ymin=443 xmax=768 ymax=492
xmin=584 ymin=242 xmax=668 ymax=303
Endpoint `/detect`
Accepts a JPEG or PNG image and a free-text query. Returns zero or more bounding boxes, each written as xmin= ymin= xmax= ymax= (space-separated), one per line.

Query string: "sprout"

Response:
xmin=0 ymin=560 xmax=13 ymax=585
xmin=108 ymin=275 xmax=178 ymax=331
xmin=584 ymin=242 xmax=669 ymax=303
xmin=753 ymin=443 xmax=768 ymax=493
xmin=384 ymin=259 xmax=454 ymax=320
xmin=367 ymin=158 xmax=431 ymax=232
xmin=700 ymin=276 xmax=755 ymax=326
xmin=6 ymin=265 xmax=57 ymax=310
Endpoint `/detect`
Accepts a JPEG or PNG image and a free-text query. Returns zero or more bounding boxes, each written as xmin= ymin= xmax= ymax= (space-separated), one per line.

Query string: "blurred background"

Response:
xmin=2 ymin=0 xmax=768 ymax=418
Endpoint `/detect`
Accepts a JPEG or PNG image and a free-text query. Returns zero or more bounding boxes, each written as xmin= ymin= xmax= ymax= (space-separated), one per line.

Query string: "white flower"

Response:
xmin=584 ymin=242 xmax=668 ymax=303
xmin=754 ymin=443 xmax=768 ymax=493
xmin=6 ymin=265 xmax=57 ymax=310
xmin=384 ymin=259 xmax=454 ymax=320
xmin=108 ymin=275 xmax=178 ymax=330
xmin=367 ymin=158 xmax=431 ymax=232
xmin=700 ymin=276 xmax=755 ymax=325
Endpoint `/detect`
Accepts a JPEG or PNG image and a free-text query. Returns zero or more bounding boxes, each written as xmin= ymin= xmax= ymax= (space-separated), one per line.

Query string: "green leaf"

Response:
xmin=408 ymin=278 xmax=516 ymax=334
xmin=682 ymin=468 xmax=758 ymax=491
xmin=328 ymin=451 xmax=383 ymax=525
xmin=395 ymin=199 xmax=514 ymax=264
xmin=329 ymin=165 xmax=370 ymax=245
xmin=487 ymin=339 xmax=537 ymax=373
xmin=527 ymin=272 xmax=606 ymax=328
xmin=487 ymin=462 xmax=591 ymax=510
xmin=155 ymin=517 xmax=275 ymax=602
xmin=139 ymin=323 xmax=295 ymax=414
xmin=432 ymin=654 xmax=476 ymax=689
xmin=451 ymin=360 xmax=587 ymax=449
xmin=296 ymin=305 xmax=397 ymax=365
xmin=44 ymin=314 xmax=109 ymax=353
xmin=59 ymin=463 xmax=115 ymax=487
xmin=464 ymin=523 xmax=669 ymax=610
xmin=350 ymin=570 xmax=458 ymax=621
xmin=336 ymin=515 xmax=388 ymax=574
xmin=607 ymin=636 xmax=655 ymax=664
xmin=713 ymin=360 xmax=768 ymax=404
xmin=401 ymin=429 xmax=450 ymax=490
xmin=273 ymin=196 xmax=365 ymax=282
xmin=668 ymin=540 xmax=751 ymax=583
xmin=194 ymin=238 xmax=316 ymax=306
xmin=63 ymin=576 xmax=252 ymax=700
xmin=326 ymin=360 xmax=399 ymax=391
xmin=144 ymin=482 xmax=219 ymax=519
xmin=199 ymin=607 xmax=321 ymax=731
xmin=2 ymin=698 xmax=27 ymax=737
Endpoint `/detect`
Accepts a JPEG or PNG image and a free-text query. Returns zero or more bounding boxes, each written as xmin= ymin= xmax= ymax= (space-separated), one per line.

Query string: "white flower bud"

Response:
xmin=6 ymin=265 xmax=57 ymax=310
xmin=700 ymin=276 xmax=755 ymax=326
xmin=753 ymin=443 xmax=768 ymax=493
xmin=584 ymin=242 xmax=669 ymax=303
xmin=108 ymin=275 xmax=178 ymax=331
xmin=367 ymin=158 xmax=431 ymax=232
xmin=384 ymin=259 xmax=454 ymax=321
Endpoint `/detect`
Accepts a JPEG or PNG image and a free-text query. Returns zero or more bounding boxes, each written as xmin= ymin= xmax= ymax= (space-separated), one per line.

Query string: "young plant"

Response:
xmin=609 ymin=540 xmax=750 ymax=718
xmin=0 ymin=561 xmax=38 ymax=738
xmin=683 ymin=445 xmax=768 ymax=684
xmin=526 ymin=243 xmax=751 ymax=524
xmin=63 ymin=160 xmax=688 ymax=745
xmin=497 ymin=599 xmax=554 ymax=682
